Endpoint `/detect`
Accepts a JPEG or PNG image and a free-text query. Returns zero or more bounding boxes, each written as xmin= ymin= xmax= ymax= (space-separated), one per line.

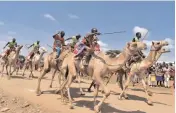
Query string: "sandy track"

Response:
xmin=0 ymin=70 xmax=175 ymax=113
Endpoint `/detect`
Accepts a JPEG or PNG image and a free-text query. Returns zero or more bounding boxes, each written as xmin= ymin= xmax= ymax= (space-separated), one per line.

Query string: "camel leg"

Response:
xmin=94 ymin=75 xmax=110 ymax=113
xmin=118 ymin=73 xmax=133 ymax=100
xmin=141 ymin=78 xmax=153 ymax=105
xmin=16 ymin=68 xmax=19 ymax=75
xmin=93 ymin=84 xmax=100 ymax=106
xmin=49 ymin=69 xmax=57 ymax=88
xmin=60 ymin=64 xmax=77 ymax=109
xmin=58 ymin=71 xmax=62 ymax=88
xmin=29 ymin=62 xmax=34 ymax=78
xmin=22 ymin=63 xmax=27 ymax=76
xmin=77 ymin=74 xmax=85 ymax=95
xmin=5 ymin=64 xmax=9 ymax=76
xmin=1 ymin=64 xmax=5 ymax=77
xmin=66 ymin=74 xmax=75 ymax=109
xmin=105 ymin=73 xmax=113 ymax=86
xmin=11 ymin=65 xmax=17 ymax=76
xmin=36 ymin=69 xmax=47 ymax=96
xmin=8 ymin=64 xmax=12 ymax=80
xmin=88 ymin=80 xmax=96 ymax=92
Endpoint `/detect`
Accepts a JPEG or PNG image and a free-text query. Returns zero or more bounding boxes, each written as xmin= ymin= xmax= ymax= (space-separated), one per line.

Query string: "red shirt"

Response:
xmin=94 ymin=43 xmax=100 ymax=51
xmin=53 ymin=34 xmax=65 ymax=50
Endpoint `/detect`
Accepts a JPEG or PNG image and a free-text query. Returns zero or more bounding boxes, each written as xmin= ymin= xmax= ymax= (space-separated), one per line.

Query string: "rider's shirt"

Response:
xmin=82 ymin=33 xmax=98 ymax=47
xmin=8 ymin=41 xmax=17 ymax=48
xmin=32 ymin=42 xmax=40 ymax=51
xmin=53 ymin=34 xmax=65 ymax=49
xmin=70 ymin=36 xmax=79 ymax=47
xmin=132 ymin=37 xmax=140 ymax=42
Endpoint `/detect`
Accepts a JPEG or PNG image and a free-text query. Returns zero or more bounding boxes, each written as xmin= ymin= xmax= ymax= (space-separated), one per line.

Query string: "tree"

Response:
xmin=105 ymin=50 xmax=121 ymax=58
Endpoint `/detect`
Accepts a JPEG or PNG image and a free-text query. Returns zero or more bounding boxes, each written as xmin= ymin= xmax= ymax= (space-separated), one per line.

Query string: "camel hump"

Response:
xmin=8 ymin=51 xmax=16 ymax=58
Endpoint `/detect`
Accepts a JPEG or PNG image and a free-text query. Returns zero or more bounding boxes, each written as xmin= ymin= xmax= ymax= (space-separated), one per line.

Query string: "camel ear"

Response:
xmin=152 ymin=41 xmax=154 ymax=45
xmin=127 ymin=42 xmax=130 ymax=48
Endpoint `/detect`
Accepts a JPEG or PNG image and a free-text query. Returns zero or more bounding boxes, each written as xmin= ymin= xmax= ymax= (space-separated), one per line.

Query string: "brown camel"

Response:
xmin=4 ymin=45 xmax=23 ymax=79
xmin=47 ymin=41 xmax=147 ymax=112
xmin=118 ymin=40 xmax=169 ymax=105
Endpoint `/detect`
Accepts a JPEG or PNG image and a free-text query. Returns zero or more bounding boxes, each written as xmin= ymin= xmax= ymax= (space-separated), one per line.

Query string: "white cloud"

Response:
xmin=133 ymin=26 xmax=149 ymax=40
xmin=97 ymin=40 xmax=110 ymax=51
xmin=44 ymin=14 xmax=56 ymax=21
xmin=0 ymin=40 xmax=6 ymax=53
xmin=68 ymin=14 xmax=80 ymax=19
xmin=7 ymin=36 xmax=14 ymax=40
xmin=7 ymin=31 xmax=17 ymax=35
xmin=0 ymin=21 xmax=4 ymax=26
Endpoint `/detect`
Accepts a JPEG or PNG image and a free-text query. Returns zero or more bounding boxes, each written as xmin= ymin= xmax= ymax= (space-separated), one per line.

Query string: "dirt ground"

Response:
xmin=0 ymin=70 xmax=175 ymax=113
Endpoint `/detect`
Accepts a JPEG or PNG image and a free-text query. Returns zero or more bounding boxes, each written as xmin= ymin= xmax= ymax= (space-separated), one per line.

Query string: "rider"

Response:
xmin=65 ymin=34 xmax=81 ymax=51
xmin=132 ymin=32 xmax=141 ymax=42
xmin=77 ymin=28 xmax=101 ymax=66
xmin=127 ymin=32 xmax=145 ymax=67
xmin=27 ymin=41 xmax=40 ymax=60
xmin=52 ymin=31 xmax=66 ymax=59
xmin=3 ymin=38 xmax=17 ymax=57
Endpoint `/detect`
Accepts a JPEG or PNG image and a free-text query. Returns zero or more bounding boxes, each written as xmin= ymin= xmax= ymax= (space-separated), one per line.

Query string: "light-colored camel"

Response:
xmin=0 ymin=51 xmax=8 ymax=76
xmin=45 ymin=41 xmax=147 ymax=112
xmin=22 ymin=47 xmax=47 ymax=78
xmin=103 ymin=47 xmax=170 ymax=91
xmin=118 ymin=40 xmax=169 ymax=105
xmin=3 ymin=45 xmax=23 ymax=79
xmin=36 ymin=47 xmax=71 ymax=93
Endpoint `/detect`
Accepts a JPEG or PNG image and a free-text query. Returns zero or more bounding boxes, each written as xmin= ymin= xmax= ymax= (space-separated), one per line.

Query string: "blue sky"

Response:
xmin=0 ymin=1 xmax=175 ymax=62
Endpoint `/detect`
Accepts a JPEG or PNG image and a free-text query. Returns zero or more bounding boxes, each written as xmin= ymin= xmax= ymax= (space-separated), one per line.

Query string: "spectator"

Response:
xmin=163 ymin=65 xmax=170 ymax=88
xmin=156 ymin=65 xmax=164 ymax=87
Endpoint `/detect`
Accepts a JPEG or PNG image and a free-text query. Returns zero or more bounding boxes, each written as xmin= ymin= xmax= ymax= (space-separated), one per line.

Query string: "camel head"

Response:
xmin=16 ymin=45 xmax=23 ymax=51
xmin=150 ymin=40 xmax=169 ymax=51
xmin=126 ymin=41 xmax=147 ymax=54
xmin=159 ymin=47 xmax=170 ymax=54
xmin=39 ymin=47 xmax=47 ymax=54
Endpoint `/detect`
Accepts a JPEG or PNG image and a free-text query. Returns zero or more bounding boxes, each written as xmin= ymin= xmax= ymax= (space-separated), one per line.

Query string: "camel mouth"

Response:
xmin=143 ymin=46 xmax=147 ymax=50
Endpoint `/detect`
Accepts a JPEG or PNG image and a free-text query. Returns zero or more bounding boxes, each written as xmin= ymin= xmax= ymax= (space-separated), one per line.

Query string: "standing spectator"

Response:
xmin=156 ymin=65 xmax=164 ymax=87
xmin=163 ymin=65 xmax=170 ymax=88
xmin=150 ymin=72 xmax=156 ymax=87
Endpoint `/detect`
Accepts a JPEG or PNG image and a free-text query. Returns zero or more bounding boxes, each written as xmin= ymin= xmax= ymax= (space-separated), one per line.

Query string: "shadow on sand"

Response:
xmin=75 ymin=100 xmax=146 ymax=113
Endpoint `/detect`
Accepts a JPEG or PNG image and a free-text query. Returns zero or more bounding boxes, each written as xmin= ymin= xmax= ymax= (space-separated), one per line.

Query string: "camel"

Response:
xmin=22 ymin=47 xmax=47 ymax=78
xmin=3 ymin=45 xmax=23 ymax=79
xmin=118 ymin=40 xmax=169 ymax=105
xmin=36 ymin=47 xmax=71 ymax=93
xmin=105 ymin=47 xmax=171 ymax=91
xmin=39 ymin=41 xmax=147 ymax=112
xmin=0 ymin=51 xmax=8 ymax=76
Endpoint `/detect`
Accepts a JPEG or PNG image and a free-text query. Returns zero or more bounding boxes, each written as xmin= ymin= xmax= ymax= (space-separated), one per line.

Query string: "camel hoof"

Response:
xmin=94 ymin=105 xmax=100 ymax=113
xmin=87 ymin=89 xmax=92 ymax=92
xmin=71 ymin=98 xmax=75 ymax=102
xmin=118 ymin=96 xmax=123 ymax=100
xmin=69 ymin=105 xmax=74 ymax=109
xmin=7 ymin=77 xmax=11 ymax=80
xmin=78 ymin=92 xmax=85 ymax=96
xmin=55 ymin=90 xmax=60 ymax=94
xmin=148 ymin=91 xmax=153 ymax=96
xmin=49 ymin=85 xmax=52 ymax=88
xmin=36 ymin=90 xmax=42 ymax=96
xmin=123 ymin=94 xmax=129 ymax=99
xmin=147 ymin=100 xmax=153 ymax=106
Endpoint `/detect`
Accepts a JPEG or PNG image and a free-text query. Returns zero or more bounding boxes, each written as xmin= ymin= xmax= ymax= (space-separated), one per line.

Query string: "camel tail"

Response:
xmin=117 ymin=73 xmax=124 ymax=90
xmin=64 ymin=66 xmax=69 ymax=79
